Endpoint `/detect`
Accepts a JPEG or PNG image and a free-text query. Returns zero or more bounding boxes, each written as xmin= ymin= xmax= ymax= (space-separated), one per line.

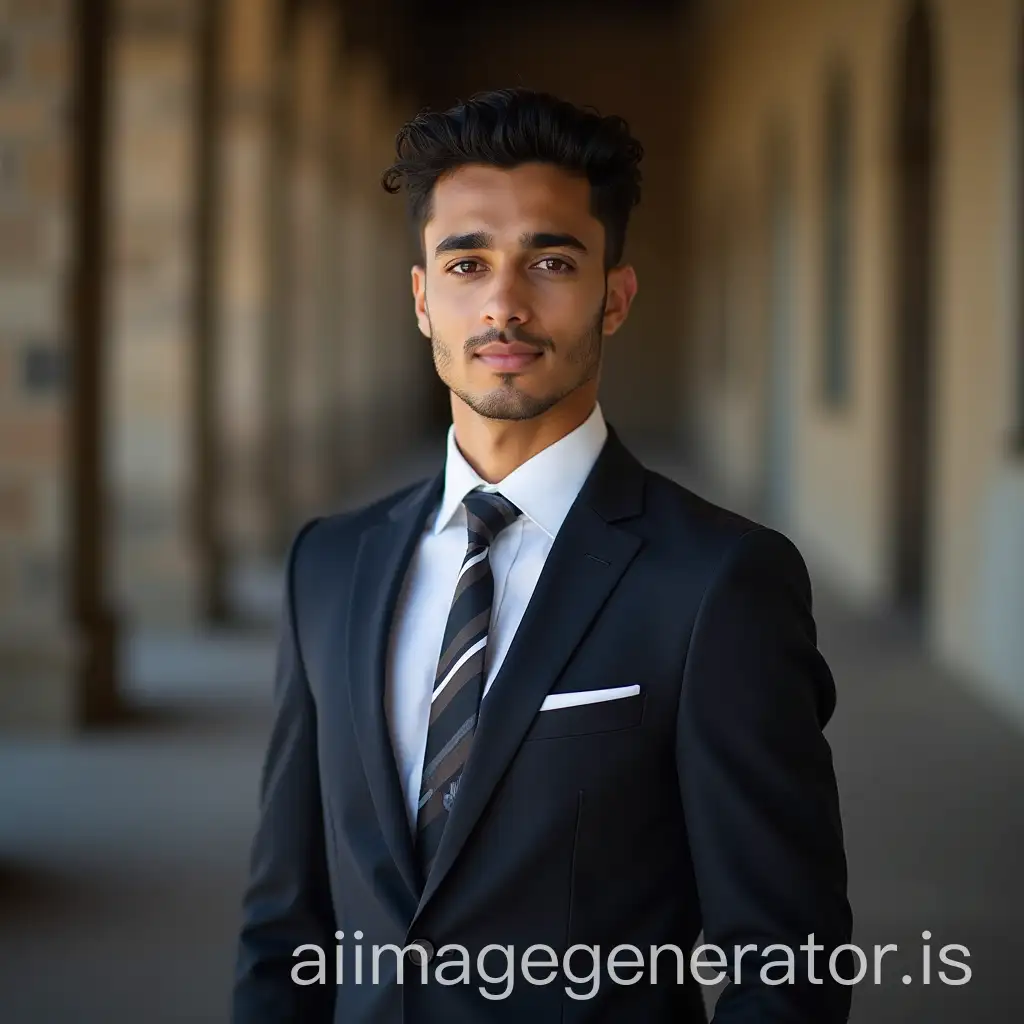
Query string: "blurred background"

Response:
xmin=0 ymin=0 xmax=1022 ymax=1020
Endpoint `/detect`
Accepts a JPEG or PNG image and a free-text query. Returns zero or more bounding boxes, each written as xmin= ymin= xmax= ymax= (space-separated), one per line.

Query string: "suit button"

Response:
xmin=407 ymin=939 xmax=434 ymax=965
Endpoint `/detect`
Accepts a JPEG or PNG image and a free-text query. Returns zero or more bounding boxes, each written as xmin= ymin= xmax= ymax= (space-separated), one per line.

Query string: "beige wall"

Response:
xmin=682 ymin=0 xmax=1024 ymax=713
xmin=935 ymin=0 xmax=1024 ymax=712
xmin=682 ymin=0 xmax=903 ymax=601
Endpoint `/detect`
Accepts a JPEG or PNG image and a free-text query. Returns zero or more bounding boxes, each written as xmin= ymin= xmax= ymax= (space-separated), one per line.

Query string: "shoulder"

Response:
xmin=288 ymin=477 xmax=435 ymax=588
xmin=641 ymin=472 xmax=834 ymax=717
xmin=638 ymin=467 xmax=767 ymax=559
xmin=639 ymin=467 xmax=812 ymax=596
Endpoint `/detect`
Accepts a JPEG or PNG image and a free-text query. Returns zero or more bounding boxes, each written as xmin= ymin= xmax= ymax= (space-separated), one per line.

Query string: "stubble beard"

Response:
xmin=430 ymin=303 xmax=606 ymax=422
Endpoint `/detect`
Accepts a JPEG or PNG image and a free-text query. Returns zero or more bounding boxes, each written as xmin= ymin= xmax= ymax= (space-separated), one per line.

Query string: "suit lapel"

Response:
xmin=346 ymin=471 xmax=444 ymax=904
xmin=413 ymin=429 xmax=646 ymax=918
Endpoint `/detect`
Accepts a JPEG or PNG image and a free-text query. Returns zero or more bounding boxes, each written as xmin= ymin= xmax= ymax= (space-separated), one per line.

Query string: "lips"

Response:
xmin=474 ymin=341 xmax=543 ymax=356
xmin=473 ymin=341 xmax=544 ymax=373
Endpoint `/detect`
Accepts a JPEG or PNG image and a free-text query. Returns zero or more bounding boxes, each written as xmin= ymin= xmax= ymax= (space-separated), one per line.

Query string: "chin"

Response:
xmin=464 ymin=388 xmax=557 ymax=422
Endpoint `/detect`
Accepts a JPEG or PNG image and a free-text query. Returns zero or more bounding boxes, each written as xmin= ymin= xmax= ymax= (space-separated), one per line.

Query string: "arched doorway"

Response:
xmin=891 ymin=1 xmax=937 ymax=623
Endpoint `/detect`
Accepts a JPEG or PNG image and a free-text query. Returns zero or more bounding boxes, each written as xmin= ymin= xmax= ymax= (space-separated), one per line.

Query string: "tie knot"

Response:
xmin=462 ymin=489 xmax=520 ymax=547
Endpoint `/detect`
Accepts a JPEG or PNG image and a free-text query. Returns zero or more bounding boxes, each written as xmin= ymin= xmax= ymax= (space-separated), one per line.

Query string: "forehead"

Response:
xmin=425 ymin=163 xmax=600 ymax=242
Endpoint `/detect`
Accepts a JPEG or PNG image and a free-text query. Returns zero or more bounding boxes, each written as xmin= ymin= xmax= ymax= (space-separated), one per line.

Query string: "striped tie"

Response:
xmin=415 ymin=488 xmax=521 ymax=879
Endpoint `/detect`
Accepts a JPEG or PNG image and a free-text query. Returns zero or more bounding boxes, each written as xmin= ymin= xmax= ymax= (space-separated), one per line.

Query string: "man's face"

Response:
xmin=411 ymin=162 xmax=637 ymax=421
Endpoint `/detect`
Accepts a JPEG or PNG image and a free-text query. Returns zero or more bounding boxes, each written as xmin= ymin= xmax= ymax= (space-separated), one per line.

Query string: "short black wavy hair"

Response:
xmin=381 ymin=88 xmax=644 ymax=269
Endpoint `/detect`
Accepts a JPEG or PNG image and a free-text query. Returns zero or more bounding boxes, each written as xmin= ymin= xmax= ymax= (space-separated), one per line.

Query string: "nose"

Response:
xmin=479 ymin=265 xmax=531 ymax=331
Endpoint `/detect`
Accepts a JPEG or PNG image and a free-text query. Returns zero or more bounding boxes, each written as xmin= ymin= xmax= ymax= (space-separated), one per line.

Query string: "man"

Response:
xmin=232 ymin=88 xmax=853 ymax=1023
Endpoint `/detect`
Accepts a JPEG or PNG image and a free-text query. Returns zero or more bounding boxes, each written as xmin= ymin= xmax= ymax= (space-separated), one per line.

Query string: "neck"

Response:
xmin=450 ymin=388 xmax=597 ymax=483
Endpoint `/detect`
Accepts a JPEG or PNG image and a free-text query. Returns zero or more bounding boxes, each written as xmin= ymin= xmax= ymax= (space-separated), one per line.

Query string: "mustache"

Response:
xmin=464 ymin=326 xmax=554 ymax=354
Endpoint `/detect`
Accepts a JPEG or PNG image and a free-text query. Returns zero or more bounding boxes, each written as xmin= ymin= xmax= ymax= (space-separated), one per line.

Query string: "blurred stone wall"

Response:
xmin=0 ymin=0 xmax=79 ymax=726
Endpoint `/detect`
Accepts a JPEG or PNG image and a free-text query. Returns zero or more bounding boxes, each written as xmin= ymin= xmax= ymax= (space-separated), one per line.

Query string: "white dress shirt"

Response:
xmin=385 ymin=402 xmax=609 ymax=832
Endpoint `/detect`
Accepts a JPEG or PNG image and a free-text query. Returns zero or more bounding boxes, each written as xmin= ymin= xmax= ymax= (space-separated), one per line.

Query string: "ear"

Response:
xmin=602 ymin=264 xmax=638 ymax=336
xmin=411 ymin=265 xmax=431 ymax=338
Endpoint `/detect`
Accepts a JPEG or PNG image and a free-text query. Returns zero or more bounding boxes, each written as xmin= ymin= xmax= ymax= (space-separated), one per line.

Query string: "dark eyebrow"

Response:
xmin=434 ymin=232 xmax=493 ymax=256
xmin=520 ymin=231 xmax=589 ymax=254
xmin=433 ymin=230 xmax=589 ymax=257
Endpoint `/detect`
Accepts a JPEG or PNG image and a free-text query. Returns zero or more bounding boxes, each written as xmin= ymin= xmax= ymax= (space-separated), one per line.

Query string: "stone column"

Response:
xmin=282 ymin=0 xmax=338 ymax=525
xmin=333 ymin=55 xmax=428 ymax=488
xmin=369 ymin=86 xmax=428 ymax=462
xmin=0 ymin=0 xmax=119 ymax=731
xmin=108 ymin=0 xmax=201 ymax=625
xmin=333 ymin=56 xmax=383 ymax=488
xmin=261 ymin=1 xmax=296 ymax=554
xmin=216 ymin=0 xmax=279 ymax=574
xmin=191 ymin=0 xmax=227 ymax=622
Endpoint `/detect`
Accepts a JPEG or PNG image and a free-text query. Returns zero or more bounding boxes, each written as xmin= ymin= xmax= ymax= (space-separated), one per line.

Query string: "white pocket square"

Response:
xmin=539 ymin=684 xmax=641 ymax=712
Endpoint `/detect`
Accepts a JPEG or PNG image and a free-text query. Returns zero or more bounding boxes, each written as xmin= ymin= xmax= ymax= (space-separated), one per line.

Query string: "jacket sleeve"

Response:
xmin=676 ymin=526 xmax=854 ymax=1023
xmin=232 ymin=519 xmax=337 ymax=1023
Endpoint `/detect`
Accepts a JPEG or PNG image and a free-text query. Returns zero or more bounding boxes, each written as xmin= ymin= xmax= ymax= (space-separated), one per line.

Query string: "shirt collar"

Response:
xmin=432 ymin=402 xmax=609 ymax=540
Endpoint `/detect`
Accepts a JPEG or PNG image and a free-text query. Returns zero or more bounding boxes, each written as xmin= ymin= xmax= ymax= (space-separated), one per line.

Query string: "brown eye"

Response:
xmin=449 ymin=260 xmax=483 ymax=275
xmin=535 ymin=257 xmax=573 ymax=273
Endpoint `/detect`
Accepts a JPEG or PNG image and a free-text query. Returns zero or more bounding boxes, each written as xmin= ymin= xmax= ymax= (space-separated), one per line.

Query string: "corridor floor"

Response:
xmin=0 ymin=463 xmax=1021 ymax=1022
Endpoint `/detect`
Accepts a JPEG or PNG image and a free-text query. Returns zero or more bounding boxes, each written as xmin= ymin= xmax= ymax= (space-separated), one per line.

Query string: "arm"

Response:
xmin=677 ymin=527 xmax=854 ymax=1023
xmin=232 ymin=520 xmax=336 ymax=1023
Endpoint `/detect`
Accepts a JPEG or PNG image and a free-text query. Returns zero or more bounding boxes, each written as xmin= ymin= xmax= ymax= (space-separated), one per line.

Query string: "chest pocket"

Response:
xmin=522 ymin=687 xmax=645 ymax=742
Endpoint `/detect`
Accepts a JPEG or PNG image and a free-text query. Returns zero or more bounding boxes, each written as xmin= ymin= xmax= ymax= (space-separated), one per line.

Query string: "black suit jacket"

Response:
xmin=232 ymin=427 xmax=853 ymax=1023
